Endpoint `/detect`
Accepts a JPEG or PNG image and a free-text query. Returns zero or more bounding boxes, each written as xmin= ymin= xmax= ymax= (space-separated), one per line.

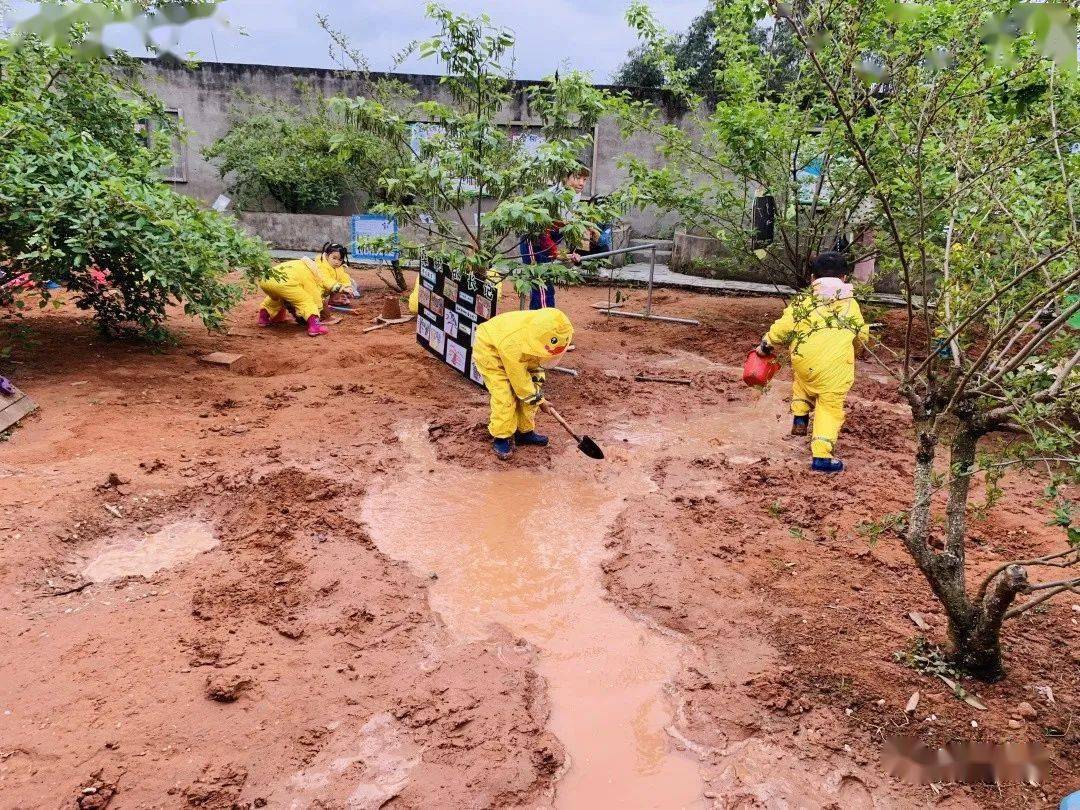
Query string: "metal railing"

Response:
xmin=577 ymin=243 xmax=701 ymax=326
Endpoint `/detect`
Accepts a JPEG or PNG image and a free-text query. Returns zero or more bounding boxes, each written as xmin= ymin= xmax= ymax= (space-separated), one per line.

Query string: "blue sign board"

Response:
xmin=349 ymin=214 xmax=399 ymax=263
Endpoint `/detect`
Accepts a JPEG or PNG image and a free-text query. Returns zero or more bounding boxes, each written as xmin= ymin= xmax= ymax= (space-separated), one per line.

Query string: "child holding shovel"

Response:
xmin=472 ymin=308 xmax=574 ymax=460
xmin=756 ymin=251 xmax=870 ymax=473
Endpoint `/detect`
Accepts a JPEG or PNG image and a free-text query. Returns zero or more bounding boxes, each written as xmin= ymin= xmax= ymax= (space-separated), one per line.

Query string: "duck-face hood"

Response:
xmin=523 ymin=308 xmax=574 ymax=358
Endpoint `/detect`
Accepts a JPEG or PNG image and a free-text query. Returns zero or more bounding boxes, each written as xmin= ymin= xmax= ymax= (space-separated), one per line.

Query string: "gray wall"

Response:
xmin=138 ymin=59 xmax=686 ymax=240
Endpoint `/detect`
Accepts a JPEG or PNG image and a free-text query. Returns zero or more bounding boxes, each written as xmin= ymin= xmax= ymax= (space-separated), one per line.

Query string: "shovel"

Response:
xmin=540 ymin=403 xmax=604 ymax=460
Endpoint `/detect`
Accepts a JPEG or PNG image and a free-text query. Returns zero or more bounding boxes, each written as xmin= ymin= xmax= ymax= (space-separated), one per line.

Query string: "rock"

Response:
xmin=205 ymin=673 xmax=252 ymax=703
xmin=1016 ymin=701 xmax=1038 ymax=720
xmin=1008 ymin=719 xmax=1023 ymax=729
xmin=275 ymin=620 xmax=305 ymax=640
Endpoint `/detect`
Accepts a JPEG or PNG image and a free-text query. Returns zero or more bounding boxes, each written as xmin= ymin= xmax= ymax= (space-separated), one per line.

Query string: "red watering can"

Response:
xmin=743 ymin=350 xmax=781 ymax=387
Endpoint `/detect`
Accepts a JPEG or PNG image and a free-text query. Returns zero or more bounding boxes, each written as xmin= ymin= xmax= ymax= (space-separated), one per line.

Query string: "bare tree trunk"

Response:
xmin=943 ymin=427 xmax=977 ymax=578
xmin=906 ymin=424 xmax=937 ymax=561
xmin=906 ymin=426 xmax=971 ymax=629
xmin=953 ymin=565 xmax=1028 ymax=681
xmin=904 ymin=423 xmax=1025 ymax=680
xmin=389 ymin=261 xmax=407 ymax=292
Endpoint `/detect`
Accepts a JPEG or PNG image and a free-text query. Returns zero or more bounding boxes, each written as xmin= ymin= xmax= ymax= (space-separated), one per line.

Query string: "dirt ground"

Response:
xmin=0 ymin=274 xmax=1076 ymax=809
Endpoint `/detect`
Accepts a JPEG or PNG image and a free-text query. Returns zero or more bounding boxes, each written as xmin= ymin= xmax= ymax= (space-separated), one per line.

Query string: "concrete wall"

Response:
xmin=236 ymin=212 xmax=352 ymax=252
xmin=138 ymin=59 xmax=687 ymax=240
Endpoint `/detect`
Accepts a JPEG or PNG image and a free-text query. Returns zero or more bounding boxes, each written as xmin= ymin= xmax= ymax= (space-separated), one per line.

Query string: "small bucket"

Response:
xmin=743 ymin=350 xmax=781 ymax=387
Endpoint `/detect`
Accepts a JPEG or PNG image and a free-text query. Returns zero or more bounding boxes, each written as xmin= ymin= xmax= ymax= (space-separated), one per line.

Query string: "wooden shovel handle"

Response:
xmin=539 ymin=402 xmax=580 ymax=442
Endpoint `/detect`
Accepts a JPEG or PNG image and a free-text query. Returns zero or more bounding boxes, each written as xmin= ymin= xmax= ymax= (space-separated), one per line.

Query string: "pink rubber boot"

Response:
xmin=257 ymin=308 xmax=272 ymax=327
xmin=306 ymin=315 xmax=329 ymax=336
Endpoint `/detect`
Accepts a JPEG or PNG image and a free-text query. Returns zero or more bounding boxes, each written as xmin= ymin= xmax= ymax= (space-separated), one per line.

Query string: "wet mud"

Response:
xmin=0 ymin=282 xmax=1075 ymax=808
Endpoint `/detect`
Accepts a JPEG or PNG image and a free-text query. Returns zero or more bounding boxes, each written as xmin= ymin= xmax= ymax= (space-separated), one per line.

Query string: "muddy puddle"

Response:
xmin=362 ymin=429 xmax=704 ymax=809
xmin=615 ymin=382 xmax=794 ymax=463
xmin=81 ymin=519 xmax=218 ymax=583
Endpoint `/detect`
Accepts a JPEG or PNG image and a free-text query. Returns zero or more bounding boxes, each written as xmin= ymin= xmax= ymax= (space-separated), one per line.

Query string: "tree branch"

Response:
xmin=1005 ymin=582 xmax=1077 ymax=620
xmin=975 ymin=547 xmax=1079 ymax=604
xmin=907 ymin=248 xmax=1073 ymax=384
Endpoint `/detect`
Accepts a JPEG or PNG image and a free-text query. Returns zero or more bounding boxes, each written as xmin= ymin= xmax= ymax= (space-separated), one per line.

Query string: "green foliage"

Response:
xmin=855 ymin=512 xmax=906 ymax=547
xmin=614 ymin=8 xmax=723 ymax=89
xmin=12 ymin=0 xmax=221 ymax=60
xmin=329 ymin=4 xmax=624 ymax=292
xmin=204 ymin=87 xmax=406 ymax=214
xmin=0 ymin=36 xmax=270 ymax=339
xmin=616 ymin=0 xmax=873 ymax=288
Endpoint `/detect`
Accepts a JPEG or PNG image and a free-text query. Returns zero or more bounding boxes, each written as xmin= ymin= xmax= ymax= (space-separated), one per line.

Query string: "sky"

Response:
xmin=7 ymin=0 xmax=704 ymax=82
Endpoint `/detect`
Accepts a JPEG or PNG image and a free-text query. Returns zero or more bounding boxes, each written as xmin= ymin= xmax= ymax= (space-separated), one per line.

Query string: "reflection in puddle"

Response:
xmin=362 ymin=430 xmax=703 ymax=809
xmin=82 ymin=519 xmax=218 ymax=582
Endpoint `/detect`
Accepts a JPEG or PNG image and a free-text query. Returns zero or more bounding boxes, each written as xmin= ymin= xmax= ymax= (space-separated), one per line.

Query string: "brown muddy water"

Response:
xmin=362 ymin=428 xmax=704 ymax=809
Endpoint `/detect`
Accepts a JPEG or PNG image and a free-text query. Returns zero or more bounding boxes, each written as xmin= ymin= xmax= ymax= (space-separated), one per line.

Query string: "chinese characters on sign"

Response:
xmin=415 ymin=260 xmax=499 ymax=387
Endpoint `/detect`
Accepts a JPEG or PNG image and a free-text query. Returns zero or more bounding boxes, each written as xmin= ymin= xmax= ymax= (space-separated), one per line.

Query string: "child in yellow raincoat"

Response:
xmin=756 ymin=252 xmax=869 ymax=473
xmin=257 ymin=243 xmax=355 ymax=336
xmin=473 ymin=308 xmax=574 ymax=460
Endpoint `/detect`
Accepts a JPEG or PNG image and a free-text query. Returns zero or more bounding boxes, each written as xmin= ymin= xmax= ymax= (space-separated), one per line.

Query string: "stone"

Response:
xmin=1016 ymin=701 xmax=1038 ymax=720
xmin=199 ymin=352 xmax=245 ymax=369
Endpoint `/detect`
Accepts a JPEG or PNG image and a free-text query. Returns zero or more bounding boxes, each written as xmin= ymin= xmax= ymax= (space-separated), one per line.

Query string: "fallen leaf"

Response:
xmin=905 ymin=691 xmax=921 ymax=714
xmin=936 ymin=674 xmax=987 ymax=710
xmin=908 ymin=611 xmax=931 ymax=630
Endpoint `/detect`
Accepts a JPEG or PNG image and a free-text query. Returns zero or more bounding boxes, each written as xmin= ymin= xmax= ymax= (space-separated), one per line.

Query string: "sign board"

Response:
xmin=415 ymin=260 xmax=499 ymax=387
xmin=796 ymin=157 xmax=831 ymax=206
xmin=349 ymin=214 xmax=399 ymax=263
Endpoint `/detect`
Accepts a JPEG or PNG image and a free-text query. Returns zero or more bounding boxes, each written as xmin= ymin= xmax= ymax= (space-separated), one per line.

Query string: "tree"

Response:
xmin=617 ymin=1 xmax=875 ymax=288
xmin=203 ymin=88 xmax=406 ymax=214
xmin=613 ymin=9 xmax=723 ymax=89
xmin=0 ymin=31 xmax=269 ymax=339
xmin=647 ymin=0 xmax=1077 ymax=679
xmin=330 ymin=4 xmax=622 ymax=295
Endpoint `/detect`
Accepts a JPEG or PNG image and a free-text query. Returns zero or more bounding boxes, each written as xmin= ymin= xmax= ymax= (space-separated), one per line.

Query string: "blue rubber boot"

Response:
xmin=791 ymin=415 xmax=809 ymax=436
xmin=811 ymin=457 xmax=844 ymax=473
xmin=514 ymin=431 xmax=549 ymax=447
xmin=493 ymin=437 xmax=514 ymax=460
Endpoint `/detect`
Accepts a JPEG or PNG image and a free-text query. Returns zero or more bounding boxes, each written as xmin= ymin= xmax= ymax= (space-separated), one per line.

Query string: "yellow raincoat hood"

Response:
xmin=519 ymin=308 xmax=574 ymax=359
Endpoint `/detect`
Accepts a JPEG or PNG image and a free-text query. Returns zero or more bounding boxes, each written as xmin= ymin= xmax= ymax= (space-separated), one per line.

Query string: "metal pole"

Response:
xmin=578 ymin=242 xmax=702 ymax=327
xmin=576 ymin=245 xmax=648 ymax=263
xmin=645 ymin=244 xmax=656 ymax=317
xmin=601 ymin=311 xmax=701 ymax=325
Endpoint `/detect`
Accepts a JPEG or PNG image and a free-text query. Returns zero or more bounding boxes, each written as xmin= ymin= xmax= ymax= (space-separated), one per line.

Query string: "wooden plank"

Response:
xmin=0 ymin=393 xmax=38 ymax=433
xmin=199 ymin=352 xmax=245 ymax=368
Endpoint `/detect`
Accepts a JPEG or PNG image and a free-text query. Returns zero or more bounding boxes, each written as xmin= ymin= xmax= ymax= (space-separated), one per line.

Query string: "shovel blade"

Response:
xmin=578 ymin=436 xmax=605 ymax=460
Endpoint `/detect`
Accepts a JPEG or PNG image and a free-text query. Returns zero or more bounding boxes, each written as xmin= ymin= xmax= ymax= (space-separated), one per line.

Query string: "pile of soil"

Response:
xmin=0 ymin=279 xmax=1075 ymax=808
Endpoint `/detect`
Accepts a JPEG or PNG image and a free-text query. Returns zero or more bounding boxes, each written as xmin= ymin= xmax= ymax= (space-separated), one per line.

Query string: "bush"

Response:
xmin=204 ymin=88 xmax=406 ymax=214
xmin=0 ymin=37 xmax=270 ymax=339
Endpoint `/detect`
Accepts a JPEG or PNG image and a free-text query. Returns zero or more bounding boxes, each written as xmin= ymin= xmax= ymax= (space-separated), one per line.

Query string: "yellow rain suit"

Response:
xmin=259 ymin=257 xmax=353 ymax=320
xmin=763 ymin=290 xmax=869 ymax=459
xmin=473 ymin=308 xmax=574 ymax=439
xmin=408 ymin=278 xmax=419 ymax=314
xmin=313 ymin=254 xmax=354 ymax=295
